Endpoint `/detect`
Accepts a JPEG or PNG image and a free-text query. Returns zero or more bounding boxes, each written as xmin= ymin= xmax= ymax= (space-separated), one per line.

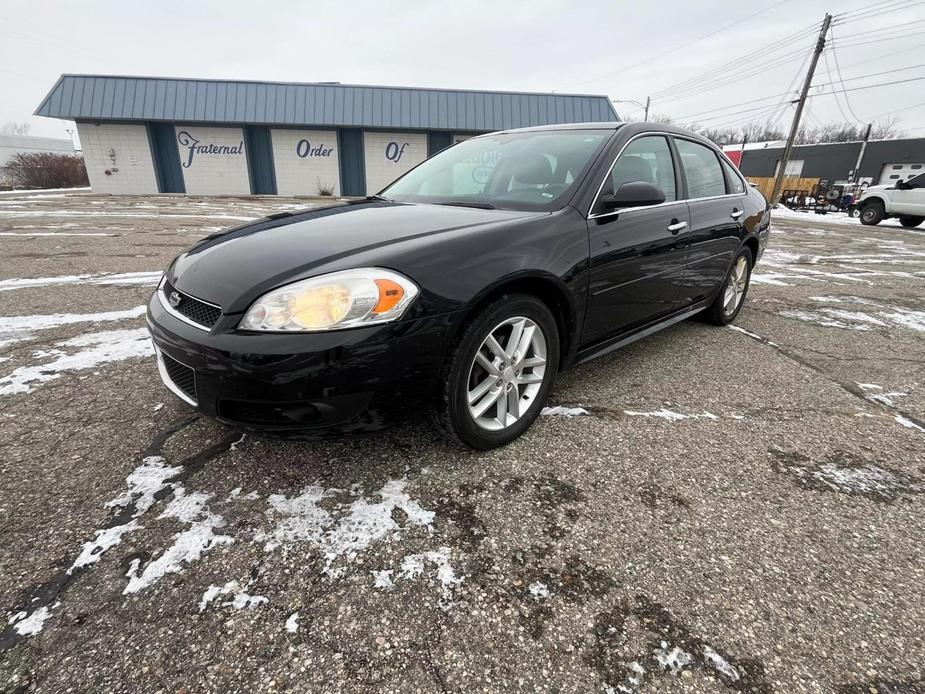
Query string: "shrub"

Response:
xmin=3 ymin=152 xmax=89 ymax=190
xmin=316 ymin=177 xmax=335 ymax=196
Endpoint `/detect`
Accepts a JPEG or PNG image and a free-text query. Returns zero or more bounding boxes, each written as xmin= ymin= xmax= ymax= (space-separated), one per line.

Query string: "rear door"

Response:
xmin=673 ymin=137 xmax=745 ymax=308
xmin=583 ymin=134 xmax=691 ymax=345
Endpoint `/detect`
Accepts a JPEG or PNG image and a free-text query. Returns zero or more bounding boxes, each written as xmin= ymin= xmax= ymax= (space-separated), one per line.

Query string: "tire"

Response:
xmin=860 ymin=202 xmax=885 ymax=226
xmin=703 ymin=247 xmax=753 ymax=326
xmin=433 ymin=294 xmax=560 ymax=450
xmin=849 ymin=206 xmax=861 ymax=218
xmin=899 ymin=215 xmax=924 ymax=228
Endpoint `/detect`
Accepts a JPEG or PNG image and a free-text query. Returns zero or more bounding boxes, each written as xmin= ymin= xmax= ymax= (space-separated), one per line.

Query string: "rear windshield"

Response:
xmin=381 ymin=129 xmax=612 ymax=211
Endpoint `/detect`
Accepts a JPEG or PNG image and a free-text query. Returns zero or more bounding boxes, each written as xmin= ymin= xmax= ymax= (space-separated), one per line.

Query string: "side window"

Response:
xmin=719 ymin=157 xmax=745 ymax=194
xmin=607 ymin=136 xmax=677 ymax=202
xmin=675 ymin=139 xmax=727 ymax=198
xmin=906 ymin=173 xmax=925 ymax=189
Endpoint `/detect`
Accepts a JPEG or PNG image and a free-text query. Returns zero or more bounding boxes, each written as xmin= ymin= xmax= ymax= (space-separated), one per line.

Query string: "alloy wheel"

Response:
xmin=466 ymin=316 xmax=547 ymax=431
xmin=723 ymin=256 xmax=749 ymax=316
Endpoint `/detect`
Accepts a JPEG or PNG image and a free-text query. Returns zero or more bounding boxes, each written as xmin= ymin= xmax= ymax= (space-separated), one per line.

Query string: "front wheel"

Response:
xmin=899 ymin=215 xmax=924 ymax=228
xmin=434 ymin=294 xmax=559 ymax=449
xmin=860 ymin=202 xmax=885 ymax=226
xmin=703 ymin=247 xmax=753 ymax=326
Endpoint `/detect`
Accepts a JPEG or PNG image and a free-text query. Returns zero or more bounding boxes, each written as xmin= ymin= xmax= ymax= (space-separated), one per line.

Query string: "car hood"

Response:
xmin=861 ymin=184 xmax=893 ymax=196
xmin=167 ymin=200 xmax=543 ymax=313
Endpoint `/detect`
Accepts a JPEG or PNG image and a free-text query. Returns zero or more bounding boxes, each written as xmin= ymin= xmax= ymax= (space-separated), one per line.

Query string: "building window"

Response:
xmin=775 ymin=159 xmax=804 ymax=177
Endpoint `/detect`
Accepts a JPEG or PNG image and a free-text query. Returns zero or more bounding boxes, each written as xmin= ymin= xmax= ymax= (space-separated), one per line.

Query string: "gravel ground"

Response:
xmin=0 ymin=193 xmax=923 ymax=694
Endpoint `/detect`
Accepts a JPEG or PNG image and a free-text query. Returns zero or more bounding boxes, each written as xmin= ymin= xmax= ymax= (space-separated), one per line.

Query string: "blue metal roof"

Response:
xmin=35 ymin=75 xmax=618 ymax=131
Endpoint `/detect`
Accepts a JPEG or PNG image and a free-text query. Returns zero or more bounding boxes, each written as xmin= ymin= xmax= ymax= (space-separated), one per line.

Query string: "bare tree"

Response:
xmin=0 ymin=122 xmax=31 ymax=136
xmin=678 ymin=118 xmax=905 ymax=147
xmin=3 ymin=152 xmax=88 ymax=189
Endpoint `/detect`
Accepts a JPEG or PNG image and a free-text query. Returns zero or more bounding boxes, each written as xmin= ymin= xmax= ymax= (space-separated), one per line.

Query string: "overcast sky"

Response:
xmin=2 ymin=0 xmax=923 ymax=144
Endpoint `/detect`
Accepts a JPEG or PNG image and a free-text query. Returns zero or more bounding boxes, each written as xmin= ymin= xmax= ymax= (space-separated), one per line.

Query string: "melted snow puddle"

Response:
xmin=0 ymin=327 xmax=153 ymax=396
xmin=772 ymin=449 xmax=922 ymax=502
xmin=0 ymin=271 xmax=161 ymax=292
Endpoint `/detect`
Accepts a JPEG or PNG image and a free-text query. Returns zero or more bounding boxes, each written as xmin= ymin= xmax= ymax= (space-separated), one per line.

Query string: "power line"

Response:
xmin=564 ymin=0 xmax=793 ymax=89
xmin=836 ymin=17 xmax=925 ymax=41
xmin=826 ymin=29 xmax=867 ymax=124
xmin=654 ymin=46 xmax=811 ymax=104
xmin=835 ymin=0 xmax=925 ymax=24
xmin=838 ymin=41 xmax=925 ymax=70
xmin=834 ymin=30 xmax=925 ymax=48
xmin=648 ymin=20 xmax=824 ymax=98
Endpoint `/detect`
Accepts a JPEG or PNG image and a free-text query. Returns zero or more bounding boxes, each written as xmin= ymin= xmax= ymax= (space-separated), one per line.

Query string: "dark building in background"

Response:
xmin=729 ymin=138 xmax=925 ymax=185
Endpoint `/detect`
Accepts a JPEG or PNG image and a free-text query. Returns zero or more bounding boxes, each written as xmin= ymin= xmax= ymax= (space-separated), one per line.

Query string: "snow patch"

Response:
xmin=0 ymin=305 xmax=146 ymax=332
xmin=258 ymin=479 xmax=435 ymax=575
xmin=895 ymin=415 xmax=925 ymax=433
xmin=9 ymin=606 xmax=52 ymax=637
xmin=198 ymin=580 xmax=268 ymax=612
xmin=0 ymin=327 xmax=153 ymax=396
xmin=702 ymin=645 xmax=740 ymax=681
xmin=69 ymin=521 xmax=141 ymax=573
xmin=528 ymin=581 xmax=550 ymax=600
xmin=124 ymin=488 xmax=233 ymax=594
xmin=541 ymin=405 xmax=590 ymax=416
xmin=398 ymin=548 xmax=462 ymax=608
xmin=285 ymin=612 xmax=300 ymax=633
xmin=371 ymin=569 xmax=394 ymax=589
xmin=654 ymin=642 xmax=692 ymax=673
xmin=624 ymin=408 xmax=718 ymax=422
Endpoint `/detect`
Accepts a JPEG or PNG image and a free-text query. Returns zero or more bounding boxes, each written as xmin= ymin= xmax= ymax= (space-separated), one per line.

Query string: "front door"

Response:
xmin=584 ymin=134 xmax=690 ymax=344
xmin=891 ymin=172 xmax=925 ymax=216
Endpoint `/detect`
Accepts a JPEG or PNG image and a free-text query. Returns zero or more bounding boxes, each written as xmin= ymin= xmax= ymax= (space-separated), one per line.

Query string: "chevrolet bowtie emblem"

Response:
xmin=168 ymin=290 xmax=182 ymax=308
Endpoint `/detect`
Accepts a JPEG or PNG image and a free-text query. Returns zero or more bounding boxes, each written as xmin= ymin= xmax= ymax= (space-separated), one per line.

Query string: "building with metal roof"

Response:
xmin=35 ymin=75 xmax=618 ymax=196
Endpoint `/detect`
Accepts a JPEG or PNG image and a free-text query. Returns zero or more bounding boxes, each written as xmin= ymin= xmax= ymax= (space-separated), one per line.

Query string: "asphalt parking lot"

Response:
xmin=0 ymin=193 xmax=923 ymax=694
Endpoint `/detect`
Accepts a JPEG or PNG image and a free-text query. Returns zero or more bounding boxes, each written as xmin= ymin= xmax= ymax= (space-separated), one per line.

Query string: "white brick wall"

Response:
xmin=77 ymin=123 xmax=159 ymax=194
xmin=364 ymin=131 xmax=427 ymax=193
xmin=271 ymin=129 xmax=340 ymax=196
xmin=175 ymin=126 xmax=250 ymax=195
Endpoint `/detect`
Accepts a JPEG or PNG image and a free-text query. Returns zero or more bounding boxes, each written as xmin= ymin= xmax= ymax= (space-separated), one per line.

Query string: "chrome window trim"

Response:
xmin=156 ymin=276 xmax=219 ymax=332
xmin=153 ymin=344 xmax=198 ymax=406
xmin=587 ymin=131 xmax=744 ymax=220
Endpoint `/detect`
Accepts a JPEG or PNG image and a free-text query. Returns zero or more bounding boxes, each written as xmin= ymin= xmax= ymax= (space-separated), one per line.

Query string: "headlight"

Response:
xmin=239 ymin=268 xmax=419 ymax=332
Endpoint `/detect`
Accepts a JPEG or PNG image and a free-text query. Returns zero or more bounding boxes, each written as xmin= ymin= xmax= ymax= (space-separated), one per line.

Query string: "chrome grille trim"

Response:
xmin=154 ymin=345 xmax=198 ymax=406
xmin=156 ymin=277 xmax=221 ymax=331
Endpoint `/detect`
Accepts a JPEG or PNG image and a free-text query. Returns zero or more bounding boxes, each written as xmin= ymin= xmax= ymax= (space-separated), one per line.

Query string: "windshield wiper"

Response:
xmin=434 ymin=200 xmax=497 ymax=210
xmin=365 ymin=194 xmax=391 ymax=202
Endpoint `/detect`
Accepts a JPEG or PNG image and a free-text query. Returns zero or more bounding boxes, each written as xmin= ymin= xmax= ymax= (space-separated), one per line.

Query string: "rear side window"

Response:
xmin=720 ymin=157 xmax=745 ymax=194
xmin=607 ymin=135 xmax=677 ymax=202
xmin=675 ymin=139 xmax=726 ymax=199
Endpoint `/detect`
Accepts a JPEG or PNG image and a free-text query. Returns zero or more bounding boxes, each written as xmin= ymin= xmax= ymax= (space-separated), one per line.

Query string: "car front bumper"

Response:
xmin=146 ymin=291 xmax=460 ymax=432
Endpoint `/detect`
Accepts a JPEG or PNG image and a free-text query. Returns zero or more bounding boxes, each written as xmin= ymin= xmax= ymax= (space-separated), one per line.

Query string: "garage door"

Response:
xmin=879 ymin=162 xmax=924 ymax=184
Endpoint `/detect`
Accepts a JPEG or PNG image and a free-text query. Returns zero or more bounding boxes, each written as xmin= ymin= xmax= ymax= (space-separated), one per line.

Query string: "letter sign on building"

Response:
xmin=364 ymin=131 xmax=427 ymax=193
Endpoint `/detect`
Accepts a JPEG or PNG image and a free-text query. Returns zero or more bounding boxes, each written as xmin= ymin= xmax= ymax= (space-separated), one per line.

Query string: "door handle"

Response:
xmin=667 ymin=220 xmax=687 ymax=234
xmin=730 ymin=209 xmax=744 ymax=219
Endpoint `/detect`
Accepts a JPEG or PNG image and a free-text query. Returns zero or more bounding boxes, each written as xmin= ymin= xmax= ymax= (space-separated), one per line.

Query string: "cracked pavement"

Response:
xmin=0 ymin=194 xmax=923 ymax=693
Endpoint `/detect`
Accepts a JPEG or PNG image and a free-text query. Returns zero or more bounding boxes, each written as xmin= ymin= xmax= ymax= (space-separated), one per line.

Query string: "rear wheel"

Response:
xmin=860 ymin=202 xmax=885 ymax=226
xmin=899 ymin=215 xmax=924 ymax=228
xmin=434 ymin=294 xmax=559 ymax=449
xmin=703 ymin=247 xmax=752 ymax=326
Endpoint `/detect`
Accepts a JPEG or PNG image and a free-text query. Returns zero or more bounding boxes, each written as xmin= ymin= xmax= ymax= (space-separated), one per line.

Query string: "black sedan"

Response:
xmin=147 ymin=122 xmax=770 ymax=449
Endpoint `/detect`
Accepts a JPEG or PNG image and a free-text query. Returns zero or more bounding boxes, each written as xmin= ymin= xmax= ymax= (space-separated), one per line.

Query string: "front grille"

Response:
xmin=162 ymin=280 xmax=222 ymax=328
xmin=161 ymin=352 xmax=197 ymax=402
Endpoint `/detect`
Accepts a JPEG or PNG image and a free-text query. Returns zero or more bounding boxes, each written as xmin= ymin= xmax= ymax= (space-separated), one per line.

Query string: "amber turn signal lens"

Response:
xmin=373 ymin=278 xmax=405 ymax=314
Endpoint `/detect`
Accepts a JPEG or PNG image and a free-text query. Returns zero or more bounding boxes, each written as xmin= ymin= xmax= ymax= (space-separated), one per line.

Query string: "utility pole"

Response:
xmin=769 ymin=13 xmax=832 ymax=206
xmin=644 ymin=96 xmax=650 ymax=120
xmin=852 ymin=122 xmax=872 ymax=184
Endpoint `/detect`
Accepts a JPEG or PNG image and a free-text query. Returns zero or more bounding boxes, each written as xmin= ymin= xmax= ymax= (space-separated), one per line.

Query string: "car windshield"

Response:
xmin=380 ymin=129 xmax=612 ymax=211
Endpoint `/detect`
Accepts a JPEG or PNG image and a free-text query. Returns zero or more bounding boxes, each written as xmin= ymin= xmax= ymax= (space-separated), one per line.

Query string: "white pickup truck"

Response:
xmin=858 ymin=172 xmax=925 ymax=227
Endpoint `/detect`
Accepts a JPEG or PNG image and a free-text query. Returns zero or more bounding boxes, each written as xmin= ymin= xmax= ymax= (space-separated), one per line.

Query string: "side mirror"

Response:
xmin=895 ymin=180 xmax=909 ymax=190
xmin=599 ymin=181 xmax=666 ymax=211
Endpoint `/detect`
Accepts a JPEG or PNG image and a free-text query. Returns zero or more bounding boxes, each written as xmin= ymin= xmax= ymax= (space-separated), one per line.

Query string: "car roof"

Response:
xmin=487 ymin=121 xmax=718 ymax=147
